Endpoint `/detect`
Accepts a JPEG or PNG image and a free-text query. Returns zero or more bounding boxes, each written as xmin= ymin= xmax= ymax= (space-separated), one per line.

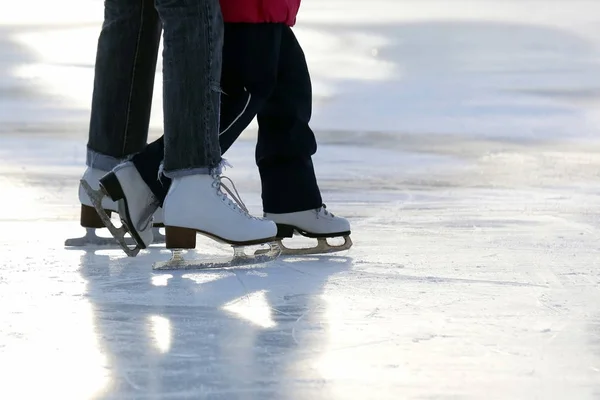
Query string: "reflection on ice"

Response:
xmin=149 ymin=315 xmax=172 ymax=353
xmin=183 ymin=272 xmax=232 ymax=285
xmin=151 ymin=274 xmax=172 ymax=287
xmin=223 ymin=290 xmax=277 ymax=329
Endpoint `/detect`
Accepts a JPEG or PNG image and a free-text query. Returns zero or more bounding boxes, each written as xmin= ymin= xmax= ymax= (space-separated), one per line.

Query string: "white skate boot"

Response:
xmin=154 ymin=172 xmax=280 ymax=270
xmin=69 ymin=165 xmax=166 ymax=250
xmin=261 ymin=205 xmax=352 ymax=255
xmin=81 ymin=161 xmax=161 ymax=256
xmin=65 ymin=167 xmax=123 ymax=247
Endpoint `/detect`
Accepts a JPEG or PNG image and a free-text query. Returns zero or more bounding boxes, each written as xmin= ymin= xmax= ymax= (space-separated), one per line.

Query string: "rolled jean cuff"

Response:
xmin=86 ymin=148 xmax=129 ymax=171
xmin=162 ymin=167 xmax=212 ymax=179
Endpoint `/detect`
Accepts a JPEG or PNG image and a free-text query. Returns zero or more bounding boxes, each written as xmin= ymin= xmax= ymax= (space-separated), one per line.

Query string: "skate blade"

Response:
xmin=255 ymin=235 xmax=352 ymax=256
xmin=80 ymin=179 xmax=142 ymax=257
xmin=64 ymin=228 xmax=137 ymax=247
xmin=153 ymin=242 xmax=281 ymax=271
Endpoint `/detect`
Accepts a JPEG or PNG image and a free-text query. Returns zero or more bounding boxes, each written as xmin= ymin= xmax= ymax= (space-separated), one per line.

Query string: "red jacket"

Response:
xmin=219 ymin=0 xmax=301 ymax=26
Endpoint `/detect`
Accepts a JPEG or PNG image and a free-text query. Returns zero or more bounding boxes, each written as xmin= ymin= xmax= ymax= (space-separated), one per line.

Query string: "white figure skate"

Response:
xmin=81 ymin=162 xmax=160 ymax=256
xmin=155 ymin=171 xmax=280 ymax=270
xmin=82 ymin=163 xmax=281 ymax=268
xmin=257 ymin=205 xmax=352 ymax=255
xmin=66 ymin=167 xmax=164 ymax=248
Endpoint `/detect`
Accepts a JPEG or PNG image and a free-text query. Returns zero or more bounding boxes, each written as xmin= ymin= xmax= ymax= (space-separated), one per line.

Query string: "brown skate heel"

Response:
xmin=165 ymin=226 xmax=196 ymax=249
xmin=80 ymin=205 xmax=111 ymax=228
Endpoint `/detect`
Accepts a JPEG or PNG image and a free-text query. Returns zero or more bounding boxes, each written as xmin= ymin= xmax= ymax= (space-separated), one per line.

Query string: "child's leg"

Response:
xmin=218 ymin=23 xmax=282 ymax=152
xmin=124 ymin=23 xmax=283 ymax=207
xmin=255 ymin=27 xmax=351 ymax=253
xmin=255 ymin=26 xmax=323 ymax=214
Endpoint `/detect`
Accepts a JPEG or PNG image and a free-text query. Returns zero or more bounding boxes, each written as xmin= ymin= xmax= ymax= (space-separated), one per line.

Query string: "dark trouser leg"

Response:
xmin=132 ymin=88 xmax=267 ymax=205
xmin=132 ymin=136 xmax=169 ymax=201
xmin=86 ymin=0 xmax=161 ymax=170
xmin=256 ymin=26 xmax=322 ymax=214
xmin=217 ymin=23 xmax=281 ymax=152
xmin=133 ymin=23 xmax=281 ymax=205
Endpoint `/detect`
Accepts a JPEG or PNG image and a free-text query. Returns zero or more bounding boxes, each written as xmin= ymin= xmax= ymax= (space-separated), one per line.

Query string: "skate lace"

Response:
xmin=316 ymin=204 xmax=334 ymax=218
xmin=211 ymin=161 xmax=260 ymax=220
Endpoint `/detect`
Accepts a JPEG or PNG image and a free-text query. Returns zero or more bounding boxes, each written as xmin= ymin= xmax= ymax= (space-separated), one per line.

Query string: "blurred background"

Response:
xmin=0 ymin=0 xmax=600 ymax=138
xmin=2 ymin=0 xmax=600 ymax=214
xmin=2 ymin=0 xmax=600 ymax=138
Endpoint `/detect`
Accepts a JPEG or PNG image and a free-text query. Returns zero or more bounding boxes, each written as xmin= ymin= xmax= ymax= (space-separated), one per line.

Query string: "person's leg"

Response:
xmin=67 ymin=0 xmax=162 ymax=246
xmin=127 ymin=23 xmax=282 ymax=206
xmin=128 ymin=0 xmax=276 ymax=250
xmin=156 ymin=0 xmax=222 ymax=175
xmin=217 ymin=23 xmax=281 ymax=153
xmin=255 ymin=26 xmax=322 ymax=214
xmin=257 ymin=27 xmax=351 ymax=245
xmin=86 ymin=0 xmax=161 ymax=169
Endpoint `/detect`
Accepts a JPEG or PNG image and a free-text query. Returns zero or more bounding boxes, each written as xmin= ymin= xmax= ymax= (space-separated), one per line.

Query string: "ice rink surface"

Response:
xmin=1 ymin=1 xmax=600 ymax=398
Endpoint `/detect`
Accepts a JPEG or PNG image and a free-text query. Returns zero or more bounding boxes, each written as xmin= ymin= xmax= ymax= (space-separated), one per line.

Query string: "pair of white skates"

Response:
xmin=68 ymin=162 xmax=352 ymax=269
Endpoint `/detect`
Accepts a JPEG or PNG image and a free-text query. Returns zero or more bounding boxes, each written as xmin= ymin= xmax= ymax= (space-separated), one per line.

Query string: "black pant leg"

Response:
xmin=133 ymin=23 xmax=283 ymax=206
xmin=256 ymin=26 xmax=323 ymax=214
xmin=131 ymin=136 xmax=169 ymax=202
xmin=218 ymin=23 xmax=281 ymax=152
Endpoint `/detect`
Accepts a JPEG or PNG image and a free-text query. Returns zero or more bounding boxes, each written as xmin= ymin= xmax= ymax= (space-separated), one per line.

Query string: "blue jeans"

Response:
xmin=86 ymin=0 xmax=223 ymax=177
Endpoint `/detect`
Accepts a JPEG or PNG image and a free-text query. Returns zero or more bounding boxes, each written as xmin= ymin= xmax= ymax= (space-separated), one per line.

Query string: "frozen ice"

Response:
xmin=1 ymin=0 xmax=600 ymax=399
